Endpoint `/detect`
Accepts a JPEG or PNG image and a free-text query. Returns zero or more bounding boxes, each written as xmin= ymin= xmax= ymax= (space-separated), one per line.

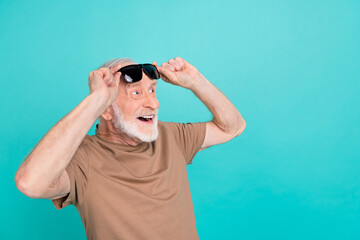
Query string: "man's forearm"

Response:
xmin=189 ymin=74 xmax=246 ymax=135
xmin=15 ymin=92 xmax=107 ymax=196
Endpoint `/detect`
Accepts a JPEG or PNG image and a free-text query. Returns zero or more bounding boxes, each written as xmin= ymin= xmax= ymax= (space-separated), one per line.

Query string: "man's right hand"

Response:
xmin=88 ymin=66 xmax=122 ymax=108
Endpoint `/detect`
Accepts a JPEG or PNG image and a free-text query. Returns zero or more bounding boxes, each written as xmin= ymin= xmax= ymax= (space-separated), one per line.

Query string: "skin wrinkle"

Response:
xmin=126 ymin=81 xmax=157 ymax=89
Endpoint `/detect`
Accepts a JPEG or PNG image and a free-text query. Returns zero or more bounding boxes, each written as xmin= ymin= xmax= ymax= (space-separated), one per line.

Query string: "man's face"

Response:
xmin=110 ymin=63 xmax=160 ymax=142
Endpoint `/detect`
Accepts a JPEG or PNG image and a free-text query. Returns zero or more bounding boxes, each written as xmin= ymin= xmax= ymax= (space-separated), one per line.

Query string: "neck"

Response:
xmin=97 ymin=119 xmax=143 ymax=146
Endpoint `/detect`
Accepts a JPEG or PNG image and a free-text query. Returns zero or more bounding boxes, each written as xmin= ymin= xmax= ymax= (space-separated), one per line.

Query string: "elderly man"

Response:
xmin=15 ymin=57 xmax=246 ymax=239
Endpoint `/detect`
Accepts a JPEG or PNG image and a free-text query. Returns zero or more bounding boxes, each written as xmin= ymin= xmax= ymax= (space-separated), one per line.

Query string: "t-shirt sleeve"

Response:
xmin=164 ymin=121 xmax=207 ymax=164
xmin=51 ymin=142 xmax=89 ymax=210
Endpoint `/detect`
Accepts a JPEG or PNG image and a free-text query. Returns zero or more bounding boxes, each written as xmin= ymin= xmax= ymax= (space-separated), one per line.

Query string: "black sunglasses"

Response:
xmin=117 ymin=64 xmax=160 ymax=83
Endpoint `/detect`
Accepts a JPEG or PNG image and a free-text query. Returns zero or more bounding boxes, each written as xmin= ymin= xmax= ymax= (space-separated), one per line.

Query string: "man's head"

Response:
xmin=99 ymin=58 xmax=160 ymax=143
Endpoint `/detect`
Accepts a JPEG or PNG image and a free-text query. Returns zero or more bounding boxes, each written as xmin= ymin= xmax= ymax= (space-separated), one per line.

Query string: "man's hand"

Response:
xmin=88 ymin=66 xmax=122 ymax=108
xmin=153 ymin=57 xmax=203 ymax=89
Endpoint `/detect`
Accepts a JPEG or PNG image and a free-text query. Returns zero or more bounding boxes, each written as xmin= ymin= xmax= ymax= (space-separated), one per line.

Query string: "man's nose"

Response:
xmin=142 ymin=92 xmax=159 ymax=110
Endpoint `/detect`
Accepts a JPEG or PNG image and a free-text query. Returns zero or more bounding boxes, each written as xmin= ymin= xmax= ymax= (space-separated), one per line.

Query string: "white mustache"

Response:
xmin=136 ymin=109 xmax=159 ymax=117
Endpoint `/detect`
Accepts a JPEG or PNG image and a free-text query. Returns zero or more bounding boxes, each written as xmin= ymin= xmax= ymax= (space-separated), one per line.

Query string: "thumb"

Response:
xmin=157 ymin=66 xmax=174 ymax=77
xmin=157 ymin=66 xmax=176 ymax=83
xmin=112 ymin=72 xmax=121 ymax=87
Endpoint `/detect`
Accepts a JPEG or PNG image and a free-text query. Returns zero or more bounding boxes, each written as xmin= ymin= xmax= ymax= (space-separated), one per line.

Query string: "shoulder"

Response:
xmin=158 ymin=120 xmax=207 ymax=136
xmin=158 ymin=120 xmax=184 ymax=134
xmin=158 ymin=120 xmax=179 ymax=130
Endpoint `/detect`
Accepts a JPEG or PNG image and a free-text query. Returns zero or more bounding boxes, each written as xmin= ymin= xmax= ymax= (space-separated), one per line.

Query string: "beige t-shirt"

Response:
xmin=52 ymin=120 xmax=207 ymax=240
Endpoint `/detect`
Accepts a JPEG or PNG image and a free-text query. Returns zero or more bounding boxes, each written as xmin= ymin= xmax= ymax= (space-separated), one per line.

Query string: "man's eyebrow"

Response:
xmin=127 ymin=82 xmax=140 ymax=88
xmin=127 ymin=81 xmax=157 ymax=88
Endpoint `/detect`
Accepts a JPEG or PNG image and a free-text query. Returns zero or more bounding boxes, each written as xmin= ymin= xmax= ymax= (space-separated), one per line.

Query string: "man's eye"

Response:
xmin=149 ymin=89 xmax=155 ymax=93
xmin=132 ymin=91 xmax=140 ymax=95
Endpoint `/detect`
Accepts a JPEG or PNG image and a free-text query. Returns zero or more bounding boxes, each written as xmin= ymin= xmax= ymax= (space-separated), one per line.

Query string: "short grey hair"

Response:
xmin=100 ymin=57 xmax=136 ymax=68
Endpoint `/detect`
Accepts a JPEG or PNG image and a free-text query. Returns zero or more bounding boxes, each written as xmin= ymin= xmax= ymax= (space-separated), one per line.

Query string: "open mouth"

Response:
xmin=137 ymin=115 xmax=154 ymax=124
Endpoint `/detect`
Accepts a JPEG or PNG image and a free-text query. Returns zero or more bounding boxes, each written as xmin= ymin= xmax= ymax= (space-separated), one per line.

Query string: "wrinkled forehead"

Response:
xmin=125 ymin=79 xmax=157 ymax=89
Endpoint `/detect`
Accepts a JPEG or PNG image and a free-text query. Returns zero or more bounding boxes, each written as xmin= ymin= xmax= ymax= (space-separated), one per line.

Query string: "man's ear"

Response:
xmin=101 ymin=106 xmax=113 ymax=121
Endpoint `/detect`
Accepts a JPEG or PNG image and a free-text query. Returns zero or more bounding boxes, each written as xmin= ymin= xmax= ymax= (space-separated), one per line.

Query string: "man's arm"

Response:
xmin=155 ymin=57 xmax=246 ymax=150
xmin=189 ymin=76 xmax=246 ymax=150
xmin=15 ymin=67 xmax=121 ymax=199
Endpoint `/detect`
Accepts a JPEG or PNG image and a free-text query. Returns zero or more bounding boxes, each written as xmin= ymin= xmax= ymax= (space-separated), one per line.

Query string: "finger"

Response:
xmin=152 ymin=61 xmax=158 ymax=67
xmin=174 ymin=57 xmax=185 ymax=69
xmin=110 ymin=65 xmax=122 ymax=86
xmin=111 ymin=64 xmax=123 ymax=74
xmin=158 ymin=73 xmax=172 ymax=84
xmin=113 ymin=71 xmax=121 ymax=83
xmin=98 ymin=67 xmax=110 ymax=74
xmin=97 ymin=67 xmax=110 ymax=79
xmin=157 ymin=66 xmax=176 ymax=80
xmin=102 ymin=69 xmax=112 ymax=83
xmin=168 ymin=59 xmax=181 ymax=71
xmin=179 ymin=57 xmax=191 ymax=66
xmin=113 ymin=72 xmax=121 ymax=87
xmin=161 ymin=62 xmax=175 ymax=72
xmin=93 ymin=69 xmax=105 ymax=80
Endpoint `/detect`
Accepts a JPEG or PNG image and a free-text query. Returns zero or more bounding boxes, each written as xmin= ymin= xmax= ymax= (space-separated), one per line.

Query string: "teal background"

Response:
xmin=1 ymin=0 xmax=359 ymax=239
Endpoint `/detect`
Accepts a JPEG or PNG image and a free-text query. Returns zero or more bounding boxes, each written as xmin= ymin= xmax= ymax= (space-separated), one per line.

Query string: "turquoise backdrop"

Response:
xmin=1 ymin=0 xmax=359 ymax=239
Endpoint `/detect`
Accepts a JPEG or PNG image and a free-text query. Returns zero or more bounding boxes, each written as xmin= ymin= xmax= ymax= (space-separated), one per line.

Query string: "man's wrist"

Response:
xmin=88 ymin=91 xmax=110 ymax=115
xmin=188 ymin=74 xmax=208 ymax=92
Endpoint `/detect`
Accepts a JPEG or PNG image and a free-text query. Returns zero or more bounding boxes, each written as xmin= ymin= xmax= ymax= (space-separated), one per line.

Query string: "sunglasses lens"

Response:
xmin=142 ymin=64 xmax=160 ymax=79
xmin=120 ymin=65 xmax=142 ymax=83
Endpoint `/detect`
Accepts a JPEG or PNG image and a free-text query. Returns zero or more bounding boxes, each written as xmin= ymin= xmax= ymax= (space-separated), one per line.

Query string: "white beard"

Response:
xmin=111 ymin=103 xmax=159 ymax=142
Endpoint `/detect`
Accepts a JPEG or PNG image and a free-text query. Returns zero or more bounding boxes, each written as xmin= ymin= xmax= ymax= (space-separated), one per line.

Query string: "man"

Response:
xmin=15 ymin=57 xmax=246 ymax=239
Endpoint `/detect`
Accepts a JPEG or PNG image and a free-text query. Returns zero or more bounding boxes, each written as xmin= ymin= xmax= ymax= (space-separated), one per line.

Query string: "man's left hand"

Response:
xmin=153 ymin=57 xmax=203 ymax=89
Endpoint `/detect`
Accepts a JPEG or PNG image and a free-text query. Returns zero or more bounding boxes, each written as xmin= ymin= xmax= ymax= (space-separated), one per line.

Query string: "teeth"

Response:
xmin=141 ymin=115 xmax=153 ymax=118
